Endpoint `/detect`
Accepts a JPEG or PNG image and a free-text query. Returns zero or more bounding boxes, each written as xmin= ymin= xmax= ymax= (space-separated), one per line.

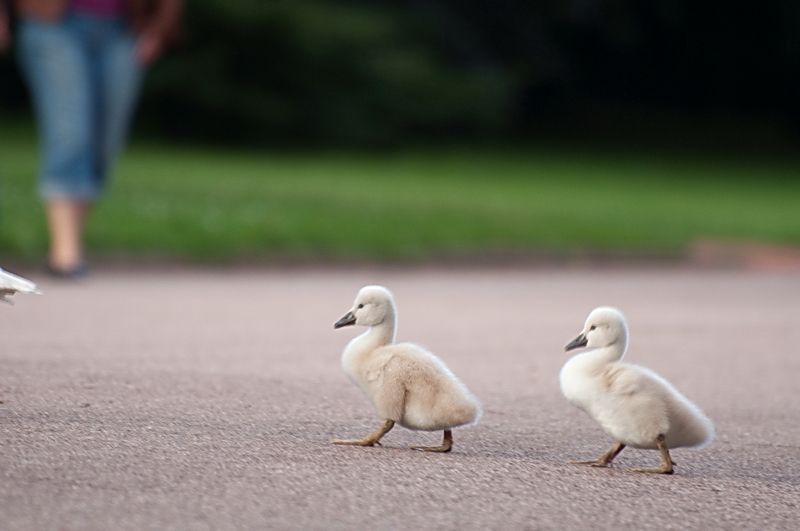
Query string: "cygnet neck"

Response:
xmin=360 ymin=313 xmax=397 ymax=349
xmin=582 ymin=338 xmax=628 ymax=367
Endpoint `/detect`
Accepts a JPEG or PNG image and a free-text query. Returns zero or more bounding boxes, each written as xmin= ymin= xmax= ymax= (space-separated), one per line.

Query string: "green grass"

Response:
xmin=2 ymin=124 xmax=799 ymax=265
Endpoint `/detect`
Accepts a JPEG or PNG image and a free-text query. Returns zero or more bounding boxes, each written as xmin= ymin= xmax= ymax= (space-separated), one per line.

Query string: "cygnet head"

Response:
xmin=565 ymin=306 xmax=628 ymax=354
xmin=334 ymin=285 xmax=396 ymax=329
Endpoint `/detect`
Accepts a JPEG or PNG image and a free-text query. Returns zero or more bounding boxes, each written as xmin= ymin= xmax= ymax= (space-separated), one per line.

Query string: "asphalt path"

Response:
xmin=1 ymin=267 xmax=798 ymax=530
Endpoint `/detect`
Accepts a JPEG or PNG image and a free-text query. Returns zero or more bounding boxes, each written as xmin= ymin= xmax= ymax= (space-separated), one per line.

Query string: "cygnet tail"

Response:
xmin=405 ymin=388 xmax=482 ymax=432
xmin=456 ymin=393 xmax=483 ymax=428
xmin=434 ymin=391 xmax=482 ymax=430
xmin=667 ymin=396 xmax=714 ymax=449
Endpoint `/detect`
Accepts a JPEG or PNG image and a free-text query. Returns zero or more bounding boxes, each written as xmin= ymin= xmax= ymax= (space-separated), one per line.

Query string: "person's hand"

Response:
xmin=0 ymin=9 xmax=11 ymax=53
xmin=136 ymin=33 xmax=163 ymax=66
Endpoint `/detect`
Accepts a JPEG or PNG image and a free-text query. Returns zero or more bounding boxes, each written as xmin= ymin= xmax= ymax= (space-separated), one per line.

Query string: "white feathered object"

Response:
xmin=560 ymin=306 xmax=713 ymax=474
xmin=0 ymin=267 xmax=41 ymax=304
xmin=332 ymin=285 xmax=481 ymax=452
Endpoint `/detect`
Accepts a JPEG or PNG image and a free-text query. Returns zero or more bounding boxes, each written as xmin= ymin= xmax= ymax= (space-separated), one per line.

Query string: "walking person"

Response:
xmin=0 ymin=0 xmax=182 ymax=277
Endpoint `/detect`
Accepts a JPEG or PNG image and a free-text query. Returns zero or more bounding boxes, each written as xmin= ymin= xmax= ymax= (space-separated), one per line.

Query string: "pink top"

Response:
xmin=70 ymin=0 xmax=127 ymax=18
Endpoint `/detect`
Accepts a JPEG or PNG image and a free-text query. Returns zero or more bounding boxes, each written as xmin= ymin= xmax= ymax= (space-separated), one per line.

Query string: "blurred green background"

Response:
xmin=1 ymin=0 xmax=799 ymax=266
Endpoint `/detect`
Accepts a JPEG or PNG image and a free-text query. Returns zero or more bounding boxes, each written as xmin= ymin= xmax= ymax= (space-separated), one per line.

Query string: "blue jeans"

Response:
xmin=16 ymin=12 xmax=142 ymax=201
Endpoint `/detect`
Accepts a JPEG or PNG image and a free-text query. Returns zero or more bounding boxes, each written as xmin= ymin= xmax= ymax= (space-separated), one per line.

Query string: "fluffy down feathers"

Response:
xmin=336 ymin=285 xmax=481 ymax=432
xmin=561 ymin=306 xmax=713 ymax=450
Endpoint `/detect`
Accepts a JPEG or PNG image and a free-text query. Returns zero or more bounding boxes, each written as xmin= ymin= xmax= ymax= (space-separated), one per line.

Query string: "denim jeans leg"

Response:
xmin=16 ymin=15 xmax=143 ymax=202
xmin=16 ymin=18 xmax=96 ymax=201
xmin=96 ymin=30 xmax=142 ymax=189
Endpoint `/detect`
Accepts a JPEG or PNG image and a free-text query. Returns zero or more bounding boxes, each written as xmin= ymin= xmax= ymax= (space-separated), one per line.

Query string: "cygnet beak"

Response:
xmin=565 ymin=333 xmax=588 ymax=352
xmin=334 ymin=311 xmax=357 ymax=329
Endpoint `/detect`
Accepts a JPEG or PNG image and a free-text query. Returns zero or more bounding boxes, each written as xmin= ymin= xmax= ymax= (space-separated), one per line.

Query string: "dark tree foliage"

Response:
xmin=1 ymin=0 xmax=797 ymax=147
xmin=139 ymin=0 xmax=513 ymax=146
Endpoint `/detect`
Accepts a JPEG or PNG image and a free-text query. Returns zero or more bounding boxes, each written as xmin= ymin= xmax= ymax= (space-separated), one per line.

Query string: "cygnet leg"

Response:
xmin=411 ymin=429 xmax=453 ymax=453
xmin=332 ymin=419 xmax=395 ymax=447
xmin=570 ymin=441 xmax=625 ymax=467
xmin=632 ymin=434 xmax=674 ymax=474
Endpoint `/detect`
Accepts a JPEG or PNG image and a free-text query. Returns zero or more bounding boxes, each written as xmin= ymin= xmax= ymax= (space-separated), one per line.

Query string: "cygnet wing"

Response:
xmin=0 ymin=268 xmax=42 ymax=304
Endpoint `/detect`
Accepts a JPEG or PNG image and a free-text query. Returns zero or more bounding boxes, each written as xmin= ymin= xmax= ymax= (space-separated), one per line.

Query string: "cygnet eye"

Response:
xmin=357 ymin=303 xmax=364 ymax=309
xmin=589 ymin=325 xmax=596 ymax=331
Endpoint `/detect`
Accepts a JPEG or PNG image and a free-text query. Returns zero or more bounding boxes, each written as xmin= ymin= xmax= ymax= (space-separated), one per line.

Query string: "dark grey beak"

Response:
xmin=565 ymin=333 xmax=588 ymax=351
xmin=334 ymin=311 xmax=356 ymax=329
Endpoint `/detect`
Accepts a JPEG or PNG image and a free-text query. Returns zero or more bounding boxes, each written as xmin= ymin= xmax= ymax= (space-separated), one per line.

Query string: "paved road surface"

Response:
xmin=1 ymin=267 xmax=798 ymax=530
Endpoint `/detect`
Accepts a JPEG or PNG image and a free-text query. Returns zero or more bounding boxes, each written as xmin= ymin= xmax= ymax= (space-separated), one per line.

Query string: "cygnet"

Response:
xmin=560 ymin=306 xmax=713 ymax=474
xmin=332 ymin=285 xmax=481 ymax=452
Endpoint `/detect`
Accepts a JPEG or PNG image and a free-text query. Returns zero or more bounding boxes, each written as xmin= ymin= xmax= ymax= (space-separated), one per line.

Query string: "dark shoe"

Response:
xmin=46 ymin=263 xmax=89 ymax=281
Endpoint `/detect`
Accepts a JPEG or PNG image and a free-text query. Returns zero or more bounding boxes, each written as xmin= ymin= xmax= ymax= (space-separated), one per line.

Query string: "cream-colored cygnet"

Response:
xmin=0 ymin=267 xmax=41 ymax=304
xmin=560 ymin=306 xmax=713 ymax=474
xmin=332 ymin=285 xmax=481 ymax=452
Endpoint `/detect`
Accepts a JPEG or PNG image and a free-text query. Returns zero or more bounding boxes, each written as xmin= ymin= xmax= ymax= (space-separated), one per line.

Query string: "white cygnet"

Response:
xmin=332 ymin=285 xmax=481 ymax=452
xmin=0 ymin=267 xmax=41 ymax=304
xmin=560 ymin=306 xmax=713 ymax=474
